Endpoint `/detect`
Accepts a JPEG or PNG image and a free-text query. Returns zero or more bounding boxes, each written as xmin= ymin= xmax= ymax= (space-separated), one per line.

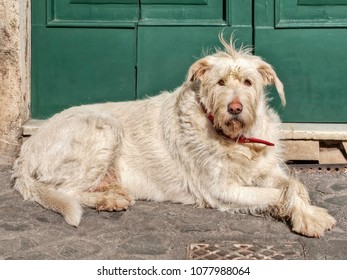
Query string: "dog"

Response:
xmin=12 ymin=36 xmax=336 ymax=237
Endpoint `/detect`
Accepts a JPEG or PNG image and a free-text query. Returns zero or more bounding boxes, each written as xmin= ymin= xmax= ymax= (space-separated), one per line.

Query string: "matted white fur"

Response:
xmin=12 ymin=37 xmax=335 ymax=237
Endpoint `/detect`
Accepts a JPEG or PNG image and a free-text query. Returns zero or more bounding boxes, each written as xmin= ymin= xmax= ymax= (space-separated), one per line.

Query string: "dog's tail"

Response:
xmin=34 ymin=185 xmax=83 ymax=227
xmin=12 ymin=163 xmax=83 ymax=226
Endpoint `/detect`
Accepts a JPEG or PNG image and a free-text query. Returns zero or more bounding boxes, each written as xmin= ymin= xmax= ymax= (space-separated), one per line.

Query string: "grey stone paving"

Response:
xmin=0 ymin=163 xmax=346 ymax=260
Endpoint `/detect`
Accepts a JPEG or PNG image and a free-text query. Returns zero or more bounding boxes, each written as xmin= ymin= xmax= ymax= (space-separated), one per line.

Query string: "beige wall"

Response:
xmin=0 ymin=0 xmax=30 ymax=165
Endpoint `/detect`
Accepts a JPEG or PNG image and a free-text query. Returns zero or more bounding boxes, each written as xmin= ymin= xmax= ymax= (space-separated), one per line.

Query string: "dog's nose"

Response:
xmin=228 ymin=101 xmax=243 ymax=115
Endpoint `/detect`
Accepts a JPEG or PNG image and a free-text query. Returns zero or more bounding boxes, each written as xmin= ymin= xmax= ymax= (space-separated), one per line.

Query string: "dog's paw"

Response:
xmin=291 ymin=205 xmax=336 ymax=238
xmin=96 ymin=189 xmax=134 ymax=212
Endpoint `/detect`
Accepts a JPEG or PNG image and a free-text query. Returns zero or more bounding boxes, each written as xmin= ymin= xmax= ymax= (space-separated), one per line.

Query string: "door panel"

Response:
xmin=255 ymin=0 xmax=347 ymax=123
xmin=275 ymin=0 xmax=347 ymax=28
xmin=137 ymin=0 xmax=253 ymax=98
xmin=31 ymin=0 xmax=137 ymax=119
xmin=47 ymin=0 xmax=138 ymax=27
xmin=32 ymin=28 xmax=136 ymax=118
xmin=140 ymin=0 xmax=224 ymax=24
xmin=137 ymin=26 xmax=251 ymax=99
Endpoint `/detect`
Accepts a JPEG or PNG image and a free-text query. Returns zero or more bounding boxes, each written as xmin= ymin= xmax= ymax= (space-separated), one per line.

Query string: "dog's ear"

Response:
xmin=187 ymin=59 xmax=211 ymax=82
xmin=189 ymin=79 xmax=201 ymax=92
xmin=258 ymin=62 xmax=286 ymax=107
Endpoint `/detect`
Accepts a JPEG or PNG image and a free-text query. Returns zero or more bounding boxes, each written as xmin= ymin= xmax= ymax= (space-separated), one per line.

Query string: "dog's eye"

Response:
xmin=244 ymin=79 xmax=252 ymax=87
xmin=218 ymin=79 xmax=226 ymax=86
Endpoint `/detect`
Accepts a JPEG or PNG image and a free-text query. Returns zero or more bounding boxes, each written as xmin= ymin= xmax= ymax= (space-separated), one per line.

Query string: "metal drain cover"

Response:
xmin=187 ymin=241 xmax=304 ymax=260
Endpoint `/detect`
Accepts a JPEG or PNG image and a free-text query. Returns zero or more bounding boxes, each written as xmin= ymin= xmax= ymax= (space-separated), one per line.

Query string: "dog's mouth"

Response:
xmin=215 ymin=117 xmax=245 ymax=139
xmin=225 ymin=118 xmax=244 ymax=137
xmin=226 ymin=118 xmax=244 ymax=131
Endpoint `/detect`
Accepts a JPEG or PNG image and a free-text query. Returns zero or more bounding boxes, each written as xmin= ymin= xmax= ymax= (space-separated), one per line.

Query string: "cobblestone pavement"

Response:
xmin=0 ymin=163 xmax=346 ymax=260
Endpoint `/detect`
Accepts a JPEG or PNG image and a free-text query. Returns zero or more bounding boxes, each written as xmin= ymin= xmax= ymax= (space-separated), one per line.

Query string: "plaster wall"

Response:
xmin=0 ymin=0 xmax=30 ymax=165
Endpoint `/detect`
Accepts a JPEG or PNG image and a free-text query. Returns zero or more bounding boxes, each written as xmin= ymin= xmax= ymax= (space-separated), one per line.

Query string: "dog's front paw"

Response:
xmin=291 ymin=205 xmax=336 ymax=238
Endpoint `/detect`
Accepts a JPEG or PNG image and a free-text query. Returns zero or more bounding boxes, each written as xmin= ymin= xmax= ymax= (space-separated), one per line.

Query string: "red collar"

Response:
xmin=201 ymin=103 xmax=275 ymax=146
xmin=237 ymin=136 xmax=274 ymax=146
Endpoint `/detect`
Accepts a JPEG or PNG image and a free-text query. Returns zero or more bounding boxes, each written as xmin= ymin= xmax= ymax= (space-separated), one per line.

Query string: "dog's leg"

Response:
xmin=211 ymin=183 xmax=282 ymax=209
xmin=210 ymin=175 xmax=335 ymax=237
xmin=275 ymin=177 xmax=336 ymax=238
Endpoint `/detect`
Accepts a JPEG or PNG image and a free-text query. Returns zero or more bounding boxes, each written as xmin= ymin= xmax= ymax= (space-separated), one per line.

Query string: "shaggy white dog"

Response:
xmin=12 ymin=37 xmax=335 ymax=237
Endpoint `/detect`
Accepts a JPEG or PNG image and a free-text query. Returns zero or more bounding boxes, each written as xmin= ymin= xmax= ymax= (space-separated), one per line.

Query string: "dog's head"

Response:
xmin=187 ymin=35 xmax=285 ymax=140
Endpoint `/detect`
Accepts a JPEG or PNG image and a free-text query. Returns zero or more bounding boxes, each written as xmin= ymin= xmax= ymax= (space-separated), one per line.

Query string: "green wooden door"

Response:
xmin=31 ymin=0 xmax=252 ymax=119
xmin=254 ymin=0 xmax=347 ymax=123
